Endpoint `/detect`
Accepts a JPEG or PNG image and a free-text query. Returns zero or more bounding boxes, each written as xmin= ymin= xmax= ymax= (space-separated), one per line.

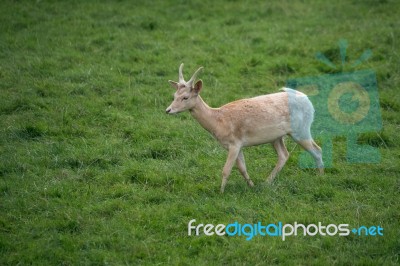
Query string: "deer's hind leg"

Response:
xmin=267 ymin=137 xmax=289 ymax=183
xmin=296 ymin=139 xmax=324 ymax=174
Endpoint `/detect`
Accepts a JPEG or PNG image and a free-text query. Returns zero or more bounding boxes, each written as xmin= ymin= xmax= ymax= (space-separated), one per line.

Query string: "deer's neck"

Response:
xmin=190 ymin=96 xmax=221 ymax=137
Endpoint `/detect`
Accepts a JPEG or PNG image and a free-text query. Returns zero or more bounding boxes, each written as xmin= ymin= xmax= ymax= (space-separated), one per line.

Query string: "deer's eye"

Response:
xmin=182 ymin=96 xmax=189 ymax=101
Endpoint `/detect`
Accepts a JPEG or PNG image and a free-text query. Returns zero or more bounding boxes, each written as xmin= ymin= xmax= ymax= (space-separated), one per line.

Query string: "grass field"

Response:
xmin=1 ymin=0 xmax=399 ymax=264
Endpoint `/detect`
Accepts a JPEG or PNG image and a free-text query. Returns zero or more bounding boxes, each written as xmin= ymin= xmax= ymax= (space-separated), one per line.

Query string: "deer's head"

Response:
xmin=166 ymin=63 xmax=203 ymax=114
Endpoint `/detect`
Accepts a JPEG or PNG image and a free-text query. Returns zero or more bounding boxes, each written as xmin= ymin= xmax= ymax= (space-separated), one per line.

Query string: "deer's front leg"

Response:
xmin=236 ymin=150 xmax=254 ymax=187
xmin=221 ymin=145 xmax=241 ymax=193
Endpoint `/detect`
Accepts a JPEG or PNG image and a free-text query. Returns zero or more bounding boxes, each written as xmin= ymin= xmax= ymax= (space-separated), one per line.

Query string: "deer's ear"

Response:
xmin=168 ymin=80 xmax=179 ymax=90
xmin=193 ymin=79 xmax=202 ymax=94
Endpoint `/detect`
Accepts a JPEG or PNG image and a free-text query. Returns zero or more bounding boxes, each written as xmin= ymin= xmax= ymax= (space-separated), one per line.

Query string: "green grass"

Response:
xmin=1 ymin=0 xmax=399 ymax=264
